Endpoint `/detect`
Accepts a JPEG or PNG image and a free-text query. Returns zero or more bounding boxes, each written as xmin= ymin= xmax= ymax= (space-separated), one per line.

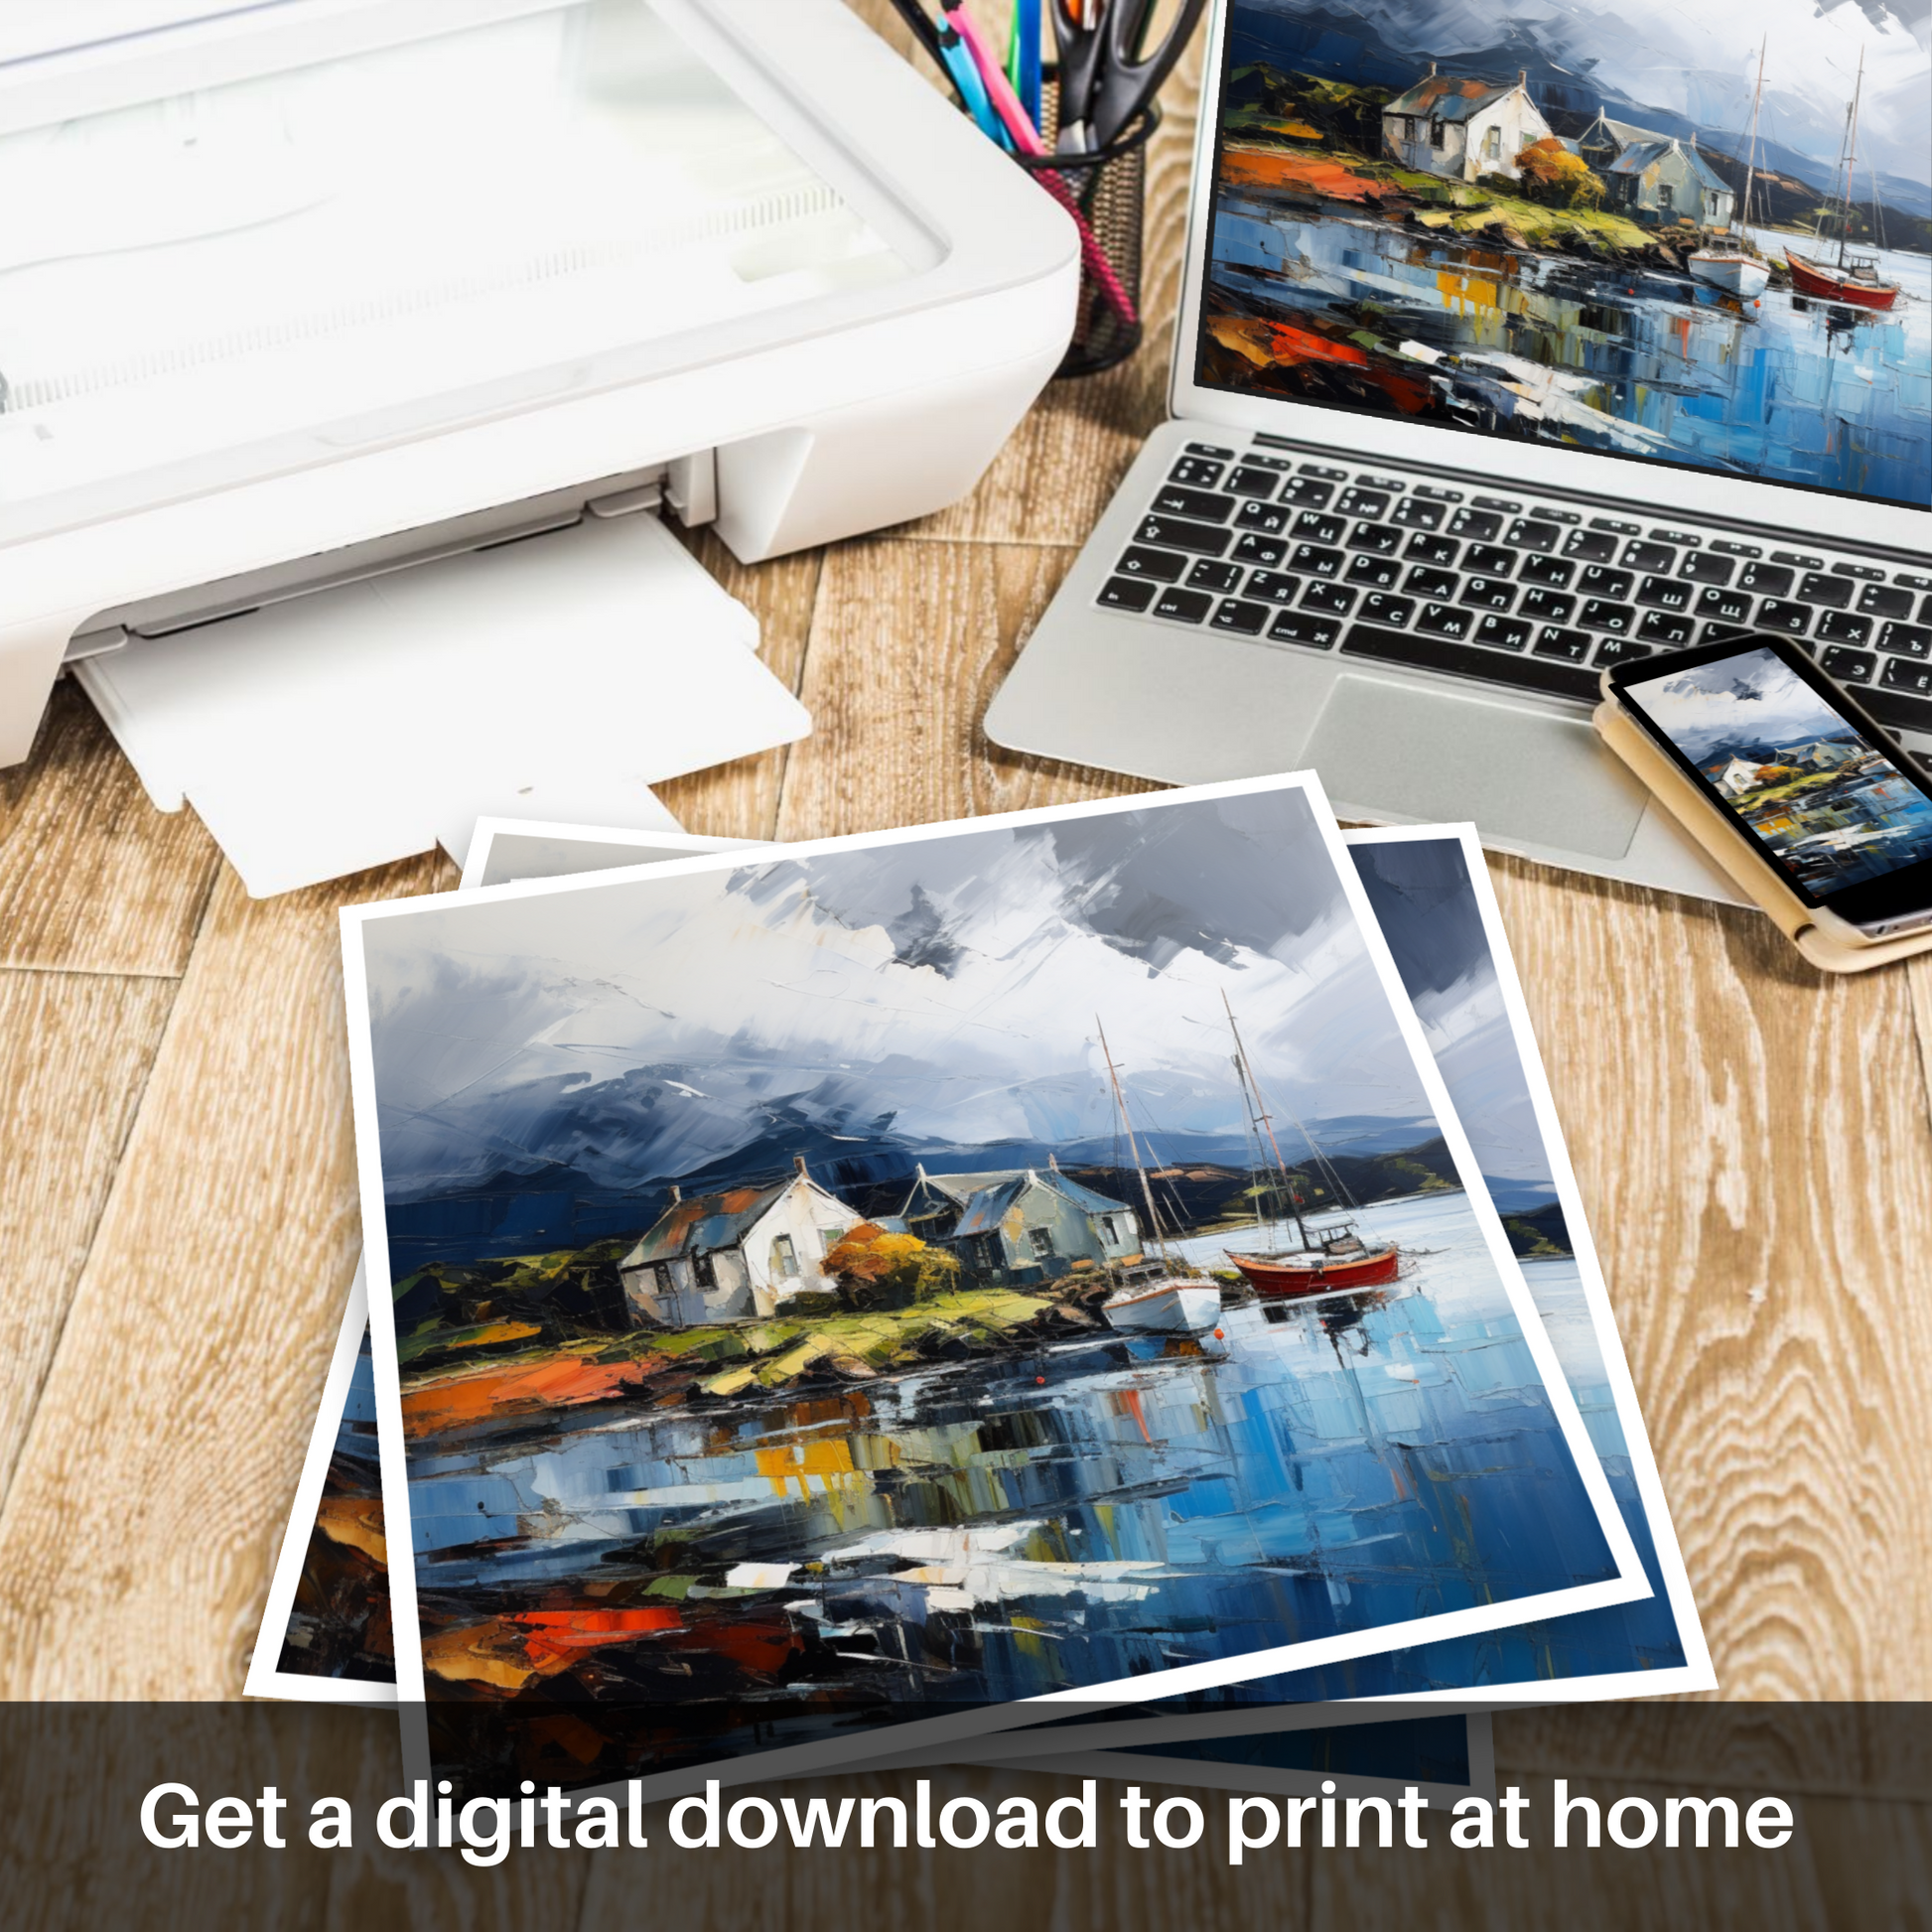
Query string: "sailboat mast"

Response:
xmin=1739 ymin=36 xmax=1766 ymax=234
xmin=1096 ymin=1018 xmax=1169 ymax=1264
xmin=1221 ymin=992 xmax=1311 ymax=1249
xmin=1839 ymin=50 xmax=1864 ymax=268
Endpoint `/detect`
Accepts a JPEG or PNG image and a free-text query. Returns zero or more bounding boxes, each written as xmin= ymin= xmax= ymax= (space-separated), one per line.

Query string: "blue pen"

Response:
xmin=937 ymin=20 xmax=1009 ymax=147
xmin=1014 ymin=0 xmax=1042 ymax=130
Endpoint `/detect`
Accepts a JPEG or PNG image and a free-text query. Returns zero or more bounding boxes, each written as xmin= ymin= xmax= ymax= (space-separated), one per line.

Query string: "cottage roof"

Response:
xmin=950 ymin=1174 xmax=1032 ymax=1241
xmin=1583 ymin=111 xmax=1669 ymax=149
xmin=1382 ymin=73 xmax=1518 ymax=123
xmin=623 ymin=1181 xmax=787 ymax=1264
xmin=1606 ymin=139 xmax=1730 ymax=197
xmin=948 ymin=1168 xmax=1132 ymax=1240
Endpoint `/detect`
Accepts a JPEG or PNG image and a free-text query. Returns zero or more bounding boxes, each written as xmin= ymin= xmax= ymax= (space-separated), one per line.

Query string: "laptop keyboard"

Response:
xmin=1097 ymin=441 xmax=1932 ymax=741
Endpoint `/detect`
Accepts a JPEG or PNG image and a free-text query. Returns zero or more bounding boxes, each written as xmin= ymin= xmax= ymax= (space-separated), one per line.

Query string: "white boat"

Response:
xmin=1101 ymin=1278 xmax=1222 ymax=1334
xmin=1688 ymin=249 xmax=1770 ymax=299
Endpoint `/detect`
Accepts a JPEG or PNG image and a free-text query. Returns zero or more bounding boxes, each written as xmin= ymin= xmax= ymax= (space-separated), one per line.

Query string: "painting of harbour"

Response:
xmin=351 ymin=786 xmax=1631 ymax=1787
xmin=1201 ymin=0 xmax=1931 ymax=506
xmin=1627 ymin=643 xmax=1932 ymax=892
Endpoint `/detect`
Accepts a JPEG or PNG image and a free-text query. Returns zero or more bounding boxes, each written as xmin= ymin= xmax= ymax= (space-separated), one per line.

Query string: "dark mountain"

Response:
xmin=1503 ymin=1201 xmax=1574 ymax=1258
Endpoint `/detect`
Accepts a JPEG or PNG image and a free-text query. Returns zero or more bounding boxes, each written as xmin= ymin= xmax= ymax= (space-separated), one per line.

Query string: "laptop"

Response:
xmin=985 ymin=0 xmax=1930 ymax=900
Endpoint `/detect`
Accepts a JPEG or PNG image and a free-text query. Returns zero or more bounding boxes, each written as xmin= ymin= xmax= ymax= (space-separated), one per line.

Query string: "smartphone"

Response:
xmin=1604 ymin=633 xmax=1932 ymax=941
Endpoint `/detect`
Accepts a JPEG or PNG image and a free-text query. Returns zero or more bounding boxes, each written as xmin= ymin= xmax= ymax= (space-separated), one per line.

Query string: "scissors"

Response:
xmin=1050 ymin=0 xmax=1207 ymax=152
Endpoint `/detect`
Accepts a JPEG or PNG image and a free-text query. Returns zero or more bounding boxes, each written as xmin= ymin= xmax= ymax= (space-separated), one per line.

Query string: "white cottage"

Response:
xmin=1710 ymin=756 xmax=1768 ymax=798
xmin=1381 ymin=67 xmax=1552 ymax=185
xmin=618 ymin=1158 xmax=861 ymax=1328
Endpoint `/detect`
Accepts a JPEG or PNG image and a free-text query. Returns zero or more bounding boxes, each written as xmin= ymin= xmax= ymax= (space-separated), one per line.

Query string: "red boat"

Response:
xmin=1226 ymin=1230 xmax=1402 ymax=1299
xmin=1785 ymin=248 xmax=1899 ymax=311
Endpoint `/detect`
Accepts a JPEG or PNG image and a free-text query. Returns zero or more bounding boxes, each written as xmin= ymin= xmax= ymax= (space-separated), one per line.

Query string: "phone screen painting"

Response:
xmin=1621 ymin=645 xmax=1932 ymax=897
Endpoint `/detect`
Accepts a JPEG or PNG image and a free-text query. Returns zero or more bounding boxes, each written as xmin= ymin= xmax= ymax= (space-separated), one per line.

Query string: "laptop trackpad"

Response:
xmin=1304 ymin=675 xmax=1648 ymax=860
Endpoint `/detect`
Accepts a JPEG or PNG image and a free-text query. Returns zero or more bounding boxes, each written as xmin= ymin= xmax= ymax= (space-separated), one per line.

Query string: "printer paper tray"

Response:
xmin=75 ymin=512 xmax=808 ymax=897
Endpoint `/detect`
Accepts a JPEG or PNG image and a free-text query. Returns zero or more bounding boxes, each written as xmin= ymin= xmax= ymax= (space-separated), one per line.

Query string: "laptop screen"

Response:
xmin=1192 ymin=1 xmax=1931 ymax=510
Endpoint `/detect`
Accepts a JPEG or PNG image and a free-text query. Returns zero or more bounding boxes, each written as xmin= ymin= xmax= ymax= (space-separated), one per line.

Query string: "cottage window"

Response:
xmin=1027 ymin=1227 xmax=1053 ymax=1262
xmin=974 ymin=1234 xmax=1002 ymax=1274
xmin=692 ymin=1252 xmax=716 ymax=1290
xmin=1099 ymin=1215 xmax=1118 ymax=1244
xmin=770 ymin=1234 xmax=799 ymax=1278
xmin=1430 ymin=115 xmax=1445 ymax=148
xmin=1483 ymin=125 xmax=1501 ymax=160
xmin=819 ymin=1226 xmax=847 ymax=1251
xmin=1658 ymin=184 xmax=1673 ymax=212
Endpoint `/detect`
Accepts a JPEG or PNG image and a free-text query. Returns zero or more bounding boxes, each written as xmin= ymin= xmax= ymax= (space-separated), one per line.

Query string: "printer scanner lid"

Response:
xmin=0 ymin=0 xmax=962 ymax=550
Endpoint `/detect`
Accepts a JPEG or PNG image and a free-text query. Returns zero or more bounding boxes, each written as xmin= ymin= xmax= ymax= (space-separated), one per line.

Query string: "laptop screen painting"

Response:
xmin=1193 ymin=1 xmax=1931 ymax=510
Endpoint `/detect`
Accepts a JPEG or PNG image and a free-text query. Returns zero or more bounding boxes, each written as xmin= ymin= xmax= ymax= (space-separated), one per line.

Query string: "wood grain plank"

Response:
xmin=1483 ymin=852 xmax=1932 ymax=1699
xmin=0 ymin=854 xmax=450 ymax=1698
xmin=774 ymin=539 xmax=1157 ymax=843
xmin=0 ymin=970 xmax=178 ymax=1507
xmin=0 ymin=681 xmax=220 ymax=977
xmin=655 ymin=530 xmax=822 ymax=844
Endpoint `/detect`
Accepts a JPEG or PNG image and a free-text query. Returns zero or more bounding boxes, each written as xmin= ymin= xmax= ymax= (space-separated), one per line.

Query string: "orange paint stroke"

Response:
xmin=1219 ymin=146 xmax=1393 ymax=205
xmin=1117 ymin=1388 xmax=1155 ymax=1446
xmin=400 ymin=1351 xmax=659 ymax=1438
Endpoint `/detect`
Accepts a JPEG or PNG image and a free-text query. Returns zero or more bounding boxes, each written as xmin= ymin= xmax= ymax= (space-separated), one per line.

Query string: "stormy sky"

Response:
xmin=1625 ymin=644 xmax=1857 ymax=762
xmin=357 ymin=788 xmax=1445 ymax=1204
xmin=1248 ymin=0 xmax=1930 ymax=194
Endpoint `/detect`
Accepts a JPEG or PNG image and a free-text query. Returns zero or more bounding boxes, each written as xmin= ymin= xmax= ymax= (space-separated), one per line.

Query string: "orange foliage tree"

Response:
xmin=1515 ymin=137 xmax=1602 ymax=207
xmin=822 ymin=1223 xmax=961 ymax=1305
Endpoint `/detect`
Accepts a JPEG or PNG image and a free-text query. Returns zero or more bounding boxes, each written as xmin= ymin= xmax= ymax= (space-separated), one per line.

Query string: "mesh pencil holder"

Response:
xmin=1015 ymin=87 xmax=1160 ymax=379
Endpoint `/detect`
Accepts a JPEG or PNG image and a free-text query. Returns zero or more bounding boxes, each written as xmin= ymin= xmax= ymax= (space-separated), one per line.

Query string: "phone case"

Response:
xmin=1593 ymin=697 xmax=1932 ymax=975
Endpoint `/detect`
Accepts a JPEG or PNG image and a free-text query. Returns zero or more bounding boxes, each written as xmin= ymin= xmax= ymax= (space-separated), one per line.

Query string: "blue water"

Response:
xmin=1210 ymin=194 xmax=1932 ymax=507
xmin=405 ymin=1191 xmax=1621 ymax=1707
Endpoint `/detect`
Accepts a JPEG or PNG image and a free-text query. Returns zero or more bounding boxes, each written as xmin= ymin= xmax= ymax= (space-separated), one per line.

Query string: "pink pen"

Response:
xmin=944 ymin=2 xmax=1141 ymax=332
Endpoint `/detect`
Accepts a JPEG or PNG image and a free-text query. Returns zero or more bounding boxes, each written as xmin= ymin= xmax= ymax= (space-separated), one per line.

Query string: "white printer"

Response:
xmin=0 ymin=0 xmax=1077 ymax=890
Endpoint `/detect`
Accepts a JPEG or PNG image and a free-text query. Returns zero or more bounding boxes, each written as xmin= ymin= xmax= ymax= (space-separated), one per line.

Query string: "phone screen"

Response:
xmin=1616 ymin=641 xmax=1932 ymax=910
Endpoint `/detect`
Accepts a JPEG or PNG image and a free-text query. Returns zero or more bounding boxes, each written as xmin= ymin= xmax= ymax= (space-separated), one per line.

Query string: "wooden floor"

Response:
xmin=0 ymin=8 xmax=1926 ymax=1925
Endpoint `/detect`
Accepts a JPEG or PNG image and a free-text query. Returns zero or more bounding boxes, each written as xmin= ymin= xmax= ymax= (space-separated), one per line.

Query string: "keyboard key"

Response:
xmin=1923 ymin=595 xmax=1932 ymax=623
xmin=1233 ymin=532 xmax=1287 ymax=567
xmin=1679 ymin=552 xmax=1734 ymax=586
xmin=1831 ymin=560 xmax=1884 ymax=581
xmin=1880 ymin=622 xmax=1932 ymax=659
xmin=1591 ymin=516 xmax=1642 ymax=535
xmin=1169 ymin=457 xmax=1225 ymax=487
xmin=1900 ymin=573 xmax=1932 ymax=592
xmin=1820 ymin=645 xmax=1874 ymax=682
xmin=1651 ymin=527 xmax=1701 ymax=547
xmin=1154 ymin=484 xmax=1237 ymax=521
xmin=1244 ymin=571 xmax=1302 ymax=605
xmin=1235 ymin=500 xmax=1292 ymax=535
xmin=1290 ymin=543 xmax=1344 ymax=578
xmin=1186 ymin=559 xmax=1245 ymax=594
xmin=1474 ymin=615 xmax=1532 ymax=651
xmin=1268 ymin=611 xmax=1340 ymax=648
xmin=1293 ymin=511 xmax=1347 ymax=545
xmin=1448 ymin=507 xmax=1502 ymax=541
xmin=1505 ymin=518 xmax=1560 ymax=552
xmin=1472 ymin=495 xmax=1520 ymax=513
xmin=1582 ymin=599 xmax=1636 ymax=633
xmin=1579 ymin=566 xmax=1634 ymax=601
xmin=1247 ymin=454 xmax=1296 ymax=472
xmin=1302 ymin=582 xmax=1356 ymax=617
xmin=1712 ymin=540 xmax=1762 ymax=558
xmin=1756 ymin=599 xmax=1811 ymax=635
xmin=1881 ymin=657 xmax=1932 ymax=697
xmin=1417 ymin=603 xmax=1474 ymax=639
xmin=1637 ymin=610 xmax=1695 ymax=645
xmin=1334 ymin=486 xmax=1390 ymax=519
xmin=1297 ymin=462 xmax=1347 ymax=480
xmin=1818 ymin=611 xmax=1871 ymax=645
xmin=1116 ymin=545 xmax=1188 ymax=583
xmin=1405 ymin=566 xmax=1458 ymax=601
xmin=1151 ymin=586 xmax=1213 ymax=624
xmin=1359 ymin=594 xmax=1416 ymax=627
xmin=1636 ymin=576 xmax=1693 ymax=612
xmin=1413 ymin=484 xmax=1463 ymax=502
xmin=1623 ymin=540 xmax=1677 ymax=574
xmin=1520 ymin=589 xmax=1576 ymax=624
xmin=1184 ymin=441 xmax=1235 ymax=459
xmin=1347 ymin=522 xmax=1404 ymax=555
xmin=1530 ymin=506 xmax=1580 ymax=525
xmin=1355 ymin=474 xmax=1405 ymax=491
xmin=1464 ymin=543 xmax=1516 ymax=577
xmin=1738 ymin=561 xmax=1794 ymax=597
xmin=1563 ymin=529 xmax=1620 ymax=563
xmin=1695 ymin=586 xmax=1753 ymax=625
xmin=1341 ymin=622 xmax=1599 ymax=700
xmin=1859 ymin=584 xmax=1914 ymax=621
xmin=1392 ymin=497 xmax=1446 ymax=531
xmin=1593 ymin=637 xmax=1652 ymax=667
xmin=1280 ymin=477 xmax=1336 ymax=507
xmin=1212 ymin=599 xmax=1271 ymax=635
xmin=1533 ymin=626 xmax=1592 ymax=661
xmin=1461 ymin=578 xmax=1516 ymax=612
xmin=1345 ymin=554 xmax=1402 ymax=590
xmin=1865 ymin=688 xmax=1932 ymax=737
xmin=1772 ymin=549 xmax=1823 ymax=569
xmin=1520 ymin=554 xmax=1576 ymax=589
xmin=1097 ymin=576 xmax=1156 ymax=612
xmin=1404 ymin=532 xmax=1460 ymax=566
xmin=1225 ymin=465 xmax=1282 ymax=498
xmin=1798 ymin=572 xmax=1852 ymax=609
xmin=1137 ymin=514 xmax=1231 ymax=557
